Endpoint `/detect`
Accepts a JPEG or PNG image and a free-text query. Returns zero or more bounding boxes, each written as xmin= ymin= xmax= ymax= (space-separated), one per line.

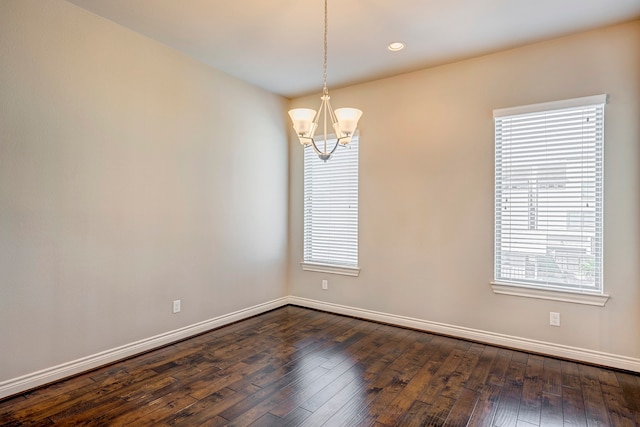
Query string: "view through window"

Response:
xmin=494 ymin=95 xmax=605 ymax=293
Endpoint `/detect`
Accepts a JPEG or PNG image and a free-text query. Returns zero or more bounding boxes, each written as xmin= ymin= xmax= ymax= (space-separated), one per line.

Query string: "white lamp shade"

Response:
xmin=335 ymin=108 xmax=362 ymax=136
xmin=288 ymin=108 xmax=317 ymax=136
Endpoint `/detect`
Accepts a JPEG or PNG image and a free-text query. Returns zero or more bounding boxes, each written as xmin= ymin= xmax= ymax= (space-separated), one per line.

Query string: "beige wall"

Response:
xmin=0 ymin=0 xmax=288 ymax=381
xmin=289 ymin=21 xmax=640 ymax=360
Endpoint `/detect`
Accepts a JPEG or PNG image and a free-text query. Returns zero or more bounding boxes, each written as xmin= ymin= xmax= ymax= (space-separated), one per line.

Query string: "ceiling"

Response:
xmin=66 ymin=0 xmax=640 ymax=98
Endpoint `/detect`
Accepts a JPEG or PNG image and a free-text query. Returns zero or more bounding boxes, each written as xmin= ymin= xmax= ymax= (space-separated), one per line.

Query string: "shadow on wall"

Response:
xmin=636 ymin=48 xmax=640 ymax=341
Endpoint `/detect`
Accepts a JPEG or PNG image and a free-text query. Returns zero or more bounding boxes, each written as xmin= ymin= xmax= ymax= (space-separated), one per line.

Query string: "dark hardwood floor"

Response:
xmin=1 ymin=306 xmax=639 ymax=426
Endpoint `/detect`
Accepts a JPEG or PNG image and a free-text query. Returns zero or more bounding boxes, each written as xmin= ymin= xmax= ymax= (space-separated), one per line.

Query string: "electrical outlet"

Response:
xmin=550 ymin=311 xmax=560 ymax=327
xmin=322 ymin=279 xmax=328 ymax=290
xmin=173 ymin=299 xmax=181 ymax=314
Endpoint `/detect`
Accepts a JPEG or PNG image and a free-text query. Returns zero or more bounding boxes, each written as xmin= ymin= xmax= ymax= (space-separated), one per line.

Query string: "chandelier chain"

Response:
xmin=323 ymin=0 xmax=328 ymax=95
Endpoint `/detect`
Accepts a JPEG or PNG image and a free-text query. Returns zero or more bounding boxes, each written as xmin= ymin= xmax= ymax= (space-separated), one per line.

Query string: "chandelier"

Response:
xmin=288 ymin=0 xmax=363 ymax=162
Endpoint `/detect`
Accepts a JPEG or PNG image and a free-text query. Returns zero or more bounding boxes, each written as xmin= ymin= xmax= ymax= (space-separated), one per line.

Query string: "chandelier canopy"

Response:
xmin=288 ymin=0 xmax=363 ymax=162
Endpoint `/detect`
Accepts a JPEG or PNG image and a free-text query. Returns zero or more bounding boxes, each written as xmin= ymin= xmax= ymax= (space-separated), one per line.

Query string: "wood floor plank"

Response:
xmin=511 ymin=351 xmax=530 ymax=365
xmin=3 ymin=375 xmax=95 ymax=412
xmin=467 ymin=384 xmax=502 ymax=427
xmin=223 ymin=366 xmax=333 ymax=426
xmin=487 ymin=348 xmax=515 ymax=387
xmin=295 ymin=327 xmax=413 ymax=422
xmin=540 ymin=390 xmax=563 ymax=426
xmin=562 ymin=360 xmax=583 ymax=390
xmin=247 ymin=412 xmax=284 ymax=427
xmin=278 ymin=407 xmax=313 ymax=426
xmin=357 ymin=361 xmax=424 ymax=425
xmin=48 ymin=395 xmax=126 ymax=424
xmin=168 ymin=386 xmax=259 ymax=426
xmin=562 ymin=385 xmax=588 ymax=426
xmin=297 ymin=362 xmax=364 ymax=414
xmin=79 ymin=377 xmax=186 ymax=426
xmin=443 ymin=387 xmax=479 ymax=426
xmin=218 ymin=362 xmax=330 ymax=422
xmin=319 ymin=387 xmax=384 ymax=426
xmin=273 ymin=327 xmax=417 ymax=421
xmin=267 ymin=352 xmax=361 ymax=418
xmin=597 ymin=368 xmax=620 ymax=388
xmin=578 ymin=364 xmax=610 ymax=427
xmin=375 ymin=335 xmax=455 ymax=426
xmin=0 ymin=376 xmax=95 ymax=421
xmin=600 ymin=384 xmax=635 ymax=427
xmin=8 ymin=366 xmax=159 ymax=423
xmin=517 ymin=355 xmax=544 ymax=426
xmin=296 ymin=373 xmax=365 ymax=427
xmin=491 ymin=360 xmax=525 ymax=427
xmin=196 ymin=415 xmax=230 ymax=427
xmin=324 ymin=338 xmax=430 ymax=426
xmin=2 ymin=306 xmax=639 ymax=426
xmin=515 ymin=420 xmax=537 ymax=427
xmin=417 ymin=394 xmax=457 ymax=426
xmin=616 ymin=371 xmax=640 ymax=425
xmin=440 ymin=342 xmax=484 ymax=400
xmin=301 ymin=326 xmax=414 ymax=411
xmin=541 ymin=357 xmax=563 ymax=396
xmin=397 ymin=400 xmax=434 ymax=427
xmin=465 ymin=345 xmax=500 ymax=392
xmin=416 ymin=348 xmax=467 ymax=405
xmin=185 ymin=359 xmax=265 ymax=401
xmin=109 ymin=391 xmax=197 ymax=426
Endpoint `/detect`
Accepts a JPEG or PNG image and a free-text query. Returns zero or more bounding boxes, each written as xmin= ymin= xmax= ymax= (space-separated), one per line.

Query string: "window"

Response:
xmin=493 ymin=95 xmax=605 ymax=296
xmin=302 ymin=135 xmax=359 ymax=276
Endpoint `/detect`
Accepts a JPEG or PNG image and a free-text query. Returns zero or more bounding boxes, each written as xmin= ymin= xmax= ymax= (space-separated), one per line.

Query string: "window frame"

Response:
xmin=491 ymin=95 xmax=609 ymax=306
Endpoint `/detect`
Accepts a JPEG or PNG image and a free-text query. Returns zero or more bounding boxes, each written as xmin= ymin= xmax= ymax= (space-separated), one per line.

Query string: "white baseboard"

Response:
xmin=288 ymin=296 xmax=640 ymax=373
xmin=0 ymin=297 xmax=289 ymax=400
xmin=3 ymin=295 xmax=638 ymax=400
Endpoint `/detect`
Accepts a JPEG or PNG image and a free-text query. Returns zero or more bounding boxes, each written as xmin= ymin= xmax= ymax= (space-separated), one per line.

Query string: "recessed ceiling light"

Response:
xmin=387 ymin=42 xmax=405 ymax=52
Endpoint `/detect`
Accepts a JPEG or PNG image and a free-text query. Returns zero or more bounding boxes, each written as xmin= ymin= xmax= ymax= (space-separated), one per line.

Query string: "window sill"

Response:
xmin=301 ymin=262 xmax=360 ymax=277
xmin=490 ymin=282 xmax=609 ymax=306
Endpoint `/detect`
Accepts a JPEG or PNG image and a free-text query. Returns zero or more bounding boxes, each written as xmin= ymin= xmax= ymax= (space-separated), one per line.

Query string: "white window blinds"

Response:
xmin=304 ymin=136 xmax=359 ymax=267
xmin=494 ymin=95 xmax=605 ymax=293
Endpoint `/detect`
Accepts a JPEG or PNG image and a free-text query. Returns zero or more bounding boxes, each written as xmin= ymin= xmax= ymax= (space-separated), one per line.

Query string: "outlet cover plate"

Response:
xmin=550 ymin=311 xmax=560 ymax=326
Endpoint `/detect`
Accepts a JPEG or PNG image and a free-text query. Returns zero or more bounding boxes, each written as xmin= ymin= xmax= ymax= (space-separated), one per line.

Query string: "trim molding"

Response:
xmin=493 ymin=94 xmax=607 ymax=117
xmin=288 ymin=296 xmax=640 ymax=373
xmin=0 ymin=297 xmax=289 ymax=400
xmin=300 ymin=262 xmax=360 ymax=277
xmin=490 ymin=282 xmax=610 ymax=306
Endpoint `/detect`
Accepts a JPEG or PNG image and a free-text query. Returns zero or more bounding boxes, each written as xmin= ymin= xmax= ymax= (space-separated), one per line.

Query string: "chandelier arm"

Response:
xmin=325 ymin=97 xmax=339 ymax=132
xmin=315 ymin=138 xmax=341 ymax=161
xmin=309 ymin=138 xmax=323 ymax=156
xmin=298 ymin=135 xmax=327 ymax=158
xmin=310 ymin=138 xmax=329 ymax=159
xmin=301 ymin=134 xmax=341 ymax=161
xmin=312 ymin=98 xmax=324 ymax=130
xmin=325 ymin=136 xmax=341 ymax=157
xmin=336 ymin=134 xmax=351 ymax=144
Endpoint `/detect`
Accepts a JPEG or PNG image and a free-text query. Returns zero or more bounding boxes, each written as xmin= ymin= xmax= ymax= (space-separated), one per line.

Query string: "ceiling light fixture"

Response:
xmin=288 ymin=0 xmax=363 ymax=162
xmin=387 ymin=42 xmax=405 ymax=52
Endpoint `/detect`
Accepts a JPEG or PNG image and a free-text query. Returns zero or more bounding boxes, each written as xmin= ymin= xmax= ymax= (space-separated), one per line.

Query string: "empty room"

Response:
xmin=1 ymin=0 xmax=639 ymax=425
